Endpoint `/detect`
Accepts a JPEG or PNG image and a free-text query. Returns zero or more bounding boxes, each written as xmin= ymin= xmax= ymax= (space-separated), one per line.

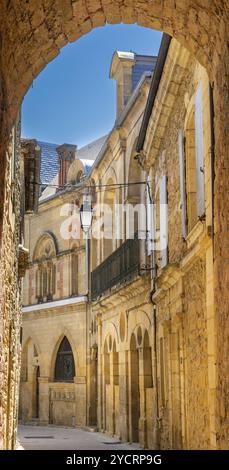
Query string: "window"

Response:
xmin=34 ymin=234 xmax=57 ymax=303
xmin=36 ymin=262 xmax=56 ymax=303
xmin=153 ymin=173 xmax=168 ymax=270
xmin=54 ymin=337 xmax=75 ymax=382
xmin=181 ymin=83 xmax=205 ymax=235
xmin=155 ymin=188 xmax=160 ymax=267
xmin=76 ymin=170 xmax=83 ymax=183
xmin=185 ymin=108 xmax=197 ymax=232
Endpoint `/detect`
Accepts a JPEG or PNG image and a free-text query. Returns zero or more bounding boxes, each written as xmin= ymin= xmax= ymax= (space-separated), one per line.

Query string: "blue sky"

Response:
xmin=22 ymin=24 xmax=162 ymax=148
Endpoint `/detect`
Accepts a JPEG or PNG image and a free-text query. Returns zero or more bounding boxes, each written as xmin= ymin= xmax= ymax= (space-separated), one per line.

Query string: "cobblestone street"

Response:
xmin=18 ymin=425 xmax=141 ymax=450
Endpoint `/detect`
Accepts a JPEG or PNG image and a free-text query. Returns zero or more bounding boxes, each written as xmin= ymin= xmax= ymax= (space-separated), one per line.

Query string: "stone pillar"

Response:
xmin=138 ymin=347 xmax=147 ymax=448
xmin=87 ymin=345 xmax=98 ymax=427
xmin=110 ymin=351 xmax=115 ymax=436
xmin=118 ymin=350 xmax=129 ymax=442
xmin=38 ymin=377 xmax=49 ymax=424
xmin=97 ymin=316 xmax=103 ymax=430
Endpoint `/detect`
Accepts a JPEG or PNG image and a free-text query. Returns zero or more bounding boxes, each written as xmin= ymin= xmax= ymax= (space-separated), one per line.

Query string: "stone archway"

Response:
xmin=0 ymin=0 xmax=229 ymax=450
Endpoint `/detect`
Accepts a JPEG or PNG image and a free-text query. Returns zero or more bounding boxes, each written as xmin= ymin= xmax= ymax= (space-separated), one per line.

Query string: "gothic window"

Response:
xmin=54 ymin=337 xmax=75 ymax=382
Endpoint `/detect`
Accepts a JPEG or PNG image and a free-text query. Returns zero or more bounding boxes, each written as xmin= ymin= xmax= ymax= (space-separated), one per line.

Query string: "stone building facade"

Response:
xmin=87 ymin=36 xmax=216 ymax=449
xmin=0 ymin=0 xmax=229 ymax=450
xmin=88 ymin=51 xmax=156 ymax=447
xmin=20 ymin=138 xmax=105 ymax=427
xmin=20 ymin=51 xmax=156 ymax=439
xmin=135 ymin=36 xmax=215 ymax=449
xmin=20 ymin=37 xmax=218 ymax=450
xmin=0 ymin=122 xmax=40 ymax=449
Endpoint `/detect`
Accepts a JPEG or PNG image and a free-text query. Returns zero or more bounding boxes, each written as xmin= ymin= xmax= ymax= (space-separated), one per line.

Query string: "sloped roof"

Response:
xmin=38 ymin=135 xmax=107 ymax=188
xmin=77 ymin=135 xmax=107 ymax=161
xmin=38 ymin=141 xmax=59 ymax=186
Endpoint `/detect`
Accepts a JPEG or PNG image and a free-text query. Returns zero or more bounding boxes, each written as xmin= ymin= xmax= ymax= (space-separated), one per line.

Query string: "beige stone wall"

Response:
xmin=89 ymin=72 xmax=155 ymax=447
xmin=143 ymin=42 xmax=216 ymax=449
xmin=23 ymin=190 xmax=86 ymax=307
xmin=20 ymin=301 xmax=87 ymax=427
xmin=20 ymin=183 xmax=89 ymax=428
xmin=183 ymin=258 xmax=209 ymax=448
xmin=0 ymin=120 xmax=22 ymax=449
xmin=92 ymin=277 xmax=155 ymax=448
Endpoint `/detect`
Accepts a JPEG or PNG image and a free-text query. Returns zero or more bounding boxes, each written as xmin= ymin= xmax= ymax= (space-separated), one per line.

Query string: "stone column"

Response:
xmin=97 ymin=315 xmax=103 ymax=430
xmin=138 ymin=347 xmax=147 ymax=448
xmin=38 ymin=377 xmax=49 ymax=424
xmin=110 ymin=351 xmax=115 ymax=436
xmin=118 ymin=350 xmax=129 ymax=442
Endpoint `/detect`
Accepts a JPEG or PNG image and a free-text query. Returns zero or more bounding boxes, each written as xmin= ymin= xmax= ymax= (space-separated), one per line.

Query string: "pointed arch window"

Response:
xmin=54 ymin=337 xmax=75 ymax=382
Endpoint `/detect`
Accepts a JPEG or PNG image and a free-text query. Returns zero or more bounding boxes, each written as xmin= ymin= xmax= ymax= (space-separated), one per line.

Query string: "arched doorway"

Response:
xmin=49 ymin=336 xmax=76 ymax=426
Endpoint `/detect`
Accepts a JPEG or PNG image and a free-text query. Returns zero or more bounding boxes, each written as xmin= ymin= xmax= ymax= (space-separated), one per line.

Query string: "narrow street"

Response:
xmin=18 ymin=425 xmax=141 ymax=450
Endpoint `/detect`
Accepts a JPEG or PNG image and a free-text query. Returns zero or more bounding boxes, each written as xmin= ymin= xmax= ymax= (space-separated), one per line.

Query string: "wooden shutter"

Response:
xmin=160 ymin=175 xmax=168 ymax=267
xmin=178 ymin=129 xmax=187 ymax=238
xmin=195 ymin=83 xmax=205 ymax=218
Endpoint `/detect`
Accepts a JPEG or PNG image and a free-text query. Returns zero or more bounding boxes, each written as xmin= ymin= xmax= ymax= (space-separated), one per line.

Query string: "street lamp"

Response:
xmin=80 ymin=193 xmax=93 ymax=234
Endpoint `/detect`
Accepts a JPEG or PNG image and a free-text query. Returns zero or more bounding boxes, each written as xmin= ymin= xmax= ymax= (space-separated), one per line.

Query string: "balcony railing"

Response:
xmin=91 ymin=234 xmax=140 ymax=300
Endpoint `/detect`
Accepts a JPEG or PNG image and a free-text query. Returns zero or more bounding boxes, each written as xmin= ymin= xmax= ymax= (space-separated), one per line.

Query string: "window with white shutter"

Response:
xmin=185 ymin=107 xmax=198 ymax=232
xmin=146 ymin=176 xmax=153 ymax=255
xmin=160 ymin=175 xmax=168 ymax=267
xmin=178 ymin=129 xmax=187 ymax=238
xmin=194 ymin=83 xmax=205 ymax=218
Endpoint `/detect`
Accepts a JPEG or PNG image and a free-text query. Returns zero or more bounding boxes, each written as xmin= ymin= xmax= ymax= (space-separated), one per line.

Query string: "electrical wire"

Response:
xmin=25 ymin=179 xmax=152 ymax=194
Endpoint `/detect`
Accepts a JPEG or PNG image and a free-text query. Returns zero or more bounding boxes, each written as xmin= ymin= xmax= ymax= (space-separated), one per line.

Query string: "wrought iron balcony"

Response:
xmin=91 ymin=234 xmax=140 ymax=300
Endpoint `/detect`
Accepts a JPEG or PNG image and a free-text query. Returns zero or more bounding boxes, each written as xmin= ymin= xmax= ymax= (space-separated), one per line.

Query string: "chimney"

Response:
xmin=110 ymin=51 xmax=157 ymax=120
xmin=21 ymin=139 xmax=41 ymax=213
xmin=110 ymin=51 xmax=135 ymax=119
xmin=57 ymin=144 xmax=77 ymax=187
